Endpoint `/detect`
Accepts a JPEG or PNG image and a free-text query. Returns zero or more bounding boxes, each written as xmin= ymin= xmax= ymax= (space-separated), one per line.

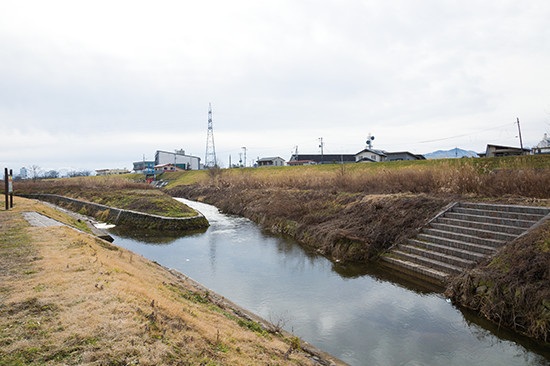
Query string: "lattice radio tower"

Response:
xmin=204 ymin=103 xmax=217 ymax=168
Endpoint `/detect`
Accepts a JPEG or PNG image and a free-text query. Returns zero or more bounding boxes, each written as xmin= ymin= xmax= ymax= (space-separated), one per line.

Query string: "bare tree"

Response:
xmin=44 ymin=170 xmax=59 ymax=179
xmin=68 ymin=170 xmax=91 ymax=177
xmin=28 ymin=165 xmax=42 ymax=181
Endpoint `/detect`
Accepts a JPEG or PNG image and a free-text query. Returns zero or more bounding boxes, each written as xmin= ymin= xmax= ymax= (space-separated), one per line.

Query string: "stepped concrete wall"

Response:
xmin=382 ymin=201 xmax=550 ymax=285
xmin=19 ymin=194 xmax=209 ymax=231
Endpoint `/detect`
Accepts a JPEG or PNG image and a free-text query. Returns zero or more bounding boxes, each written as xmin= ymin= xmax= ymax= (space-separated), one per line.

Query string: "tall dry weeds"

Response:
xmin=201 ymin=163 xmax=550 ymax=198
xmin=16 ymin=175 xmax=152 ymax=195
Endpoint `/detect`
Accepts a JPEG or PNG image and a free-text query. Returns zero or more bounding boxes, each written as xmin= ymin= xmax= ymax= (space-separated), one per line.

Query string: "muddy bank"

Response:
xmin=166 ymin=184 xmax=450 ymax=262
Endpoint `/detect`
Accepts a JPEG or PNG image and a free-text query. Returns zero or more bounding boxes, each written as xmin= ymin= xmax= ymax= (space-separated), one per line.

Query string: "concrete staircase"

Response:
xmin=381 ymin=202 xmax=550 ymax=284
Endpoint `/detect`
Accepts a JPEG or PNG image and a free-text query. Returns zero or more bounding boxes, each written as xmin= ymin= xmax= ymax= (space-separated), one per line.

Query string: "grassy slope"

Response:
xmin=163 ymin=154 xmax=550 ymax=193
xmin=0 ymin=197 xmax=317 ymax=365
xmin=15 ymin=176 xmax=197 ymax=218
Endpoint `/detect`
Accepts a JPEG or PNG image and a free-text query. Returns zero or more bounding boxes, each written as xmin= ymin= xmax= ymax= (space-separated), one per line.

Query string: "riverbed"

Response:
xmin=108 ymin=198 xmax=550 ymax=366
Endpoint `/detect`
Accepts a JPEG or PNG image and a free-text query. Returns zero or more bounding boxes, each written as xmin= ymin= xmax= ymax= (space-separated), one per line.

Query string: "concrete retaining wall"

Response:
xmin=19 ymin=194 xmax=209 ymax=231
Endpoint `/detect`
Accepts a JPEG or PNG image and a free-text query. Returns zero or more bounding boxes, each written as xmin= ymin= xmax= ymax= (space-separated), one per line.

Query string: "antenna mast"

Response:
xmin=319 ymin=138 xmax=324 ymax=164
xmin=205 ymin=103 xmax=217 ymax=168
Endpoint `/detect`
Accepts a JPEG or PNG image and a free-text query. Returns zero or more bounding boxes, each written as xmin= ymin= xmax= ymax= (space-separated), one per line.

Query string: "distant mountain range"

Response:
xmin=423 ymin=148 xmax=480 ymax=159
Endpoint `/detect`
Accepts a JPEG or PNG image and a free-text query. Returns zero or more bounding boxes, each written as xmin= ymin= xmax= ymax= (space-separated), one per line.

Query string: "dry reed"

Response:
xmin=203 ymin=162 xmax=550 ymax=199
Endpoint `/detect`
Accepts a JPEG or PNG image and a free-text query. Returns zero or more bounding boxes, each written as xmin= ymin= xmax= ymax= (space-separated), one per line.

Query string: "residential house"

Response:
xmin=288 ymin=154 xmax=356 ymax=165
xmin=287 ymin=160 xmax=317 ymax=166
xmin=95 ymin=168 xmax=130 ymax=176
xmin=257 ymin=157 xmax=286 ymax=167
xmin=384 ymin=151 xmax=426 ymax=161
xmin=154 ymin=164 xmax=185 ymax=173
xmin=355 ymin=149 xmax=387 ymax=162
xmin=484 ymin=144 xmax=531 ymax=157
xmin=532 ymin=133 xmax=550 ymax=155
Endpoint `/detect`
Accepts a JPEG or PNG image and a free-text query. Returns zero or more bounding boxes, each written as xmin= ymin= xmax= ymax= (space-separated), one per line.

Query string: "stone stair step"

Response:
xmin=453 ymin=207 xmax=546 ymax=222
xmin=383 ymin=202 xmax=550 ymax=286
xmin=436 ymin=217 xmax=526 ymax=236
xmin=408 ymin=238 xmax=494 ymax=259
xmin=398 ymin=244 xmax=477 ymax=267
xmin=421 ymin=228 xmax=504 ymax=249
xmin=381 ymin=256 xmax=449 ymax=283
xmin=445 ymin=212 xmax=535 ymax=228
xmin=429 ymin=223 xmax=517 ymax=242
xmin=391 ymin=250 xmax=464 ymax=274
xmin=457 ymin=202 xmax=550 ymax=216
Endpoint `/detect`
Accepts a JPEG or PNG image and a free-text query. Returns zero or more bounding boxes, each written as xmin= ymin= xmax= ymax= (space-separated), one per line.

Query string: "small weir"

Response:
xmin=108 ymin=198 xmax=550 ymax=366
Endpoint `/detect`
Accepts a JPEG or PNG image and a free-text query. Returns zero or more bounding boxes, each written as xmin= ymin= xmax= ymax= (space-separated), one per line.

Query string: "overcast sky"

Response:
xmin=1 ymin=0 xmax=549 ymax=173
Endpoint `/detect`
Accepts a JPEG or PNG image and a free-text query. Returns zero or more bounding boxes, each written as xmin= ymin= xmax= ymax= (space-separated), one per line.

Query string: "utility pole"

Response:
xmin=4 ymin=168 xmax=8 ymax=210
xmin=242 ymin=147 xmax=247 ymax=168
xmin=9 ymin=169 xmax=13 ymax=208
xmin=319 ymin=138 xmax=324 ymax=164
xmin=229 ymin=155 xmax=232 ymax=168
xmin=517 ymin=117 xmax=524 ymax=154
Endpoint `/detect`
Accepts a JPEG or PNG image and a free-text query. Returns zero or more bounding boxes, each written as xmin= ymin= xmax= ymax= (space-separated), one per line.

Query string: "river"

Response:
xmin=108 ymin=198 xmax=550 ymax=366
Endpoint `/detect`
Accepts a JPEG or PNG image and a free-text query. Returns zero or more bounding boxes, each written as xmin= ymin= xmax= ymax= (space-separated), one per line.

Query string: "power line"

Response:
xmin=418 ymin=122 xmax=515 ymax=144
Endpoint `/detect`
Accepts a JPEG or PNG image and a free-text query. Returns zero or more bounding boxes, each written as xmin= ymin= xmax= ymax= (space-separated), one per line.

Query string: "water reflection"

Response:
xmin=108 ymin=198 xmax=550 ymax=366
xmin=108 ymin=226 xmax=207 ymax=244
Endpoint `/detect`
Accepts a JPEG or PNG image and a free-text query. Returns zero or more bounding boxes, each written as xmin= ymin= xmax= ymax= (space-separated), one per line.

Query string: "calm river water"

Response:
xmin=108 ymin=198 xmax=550 ymax=366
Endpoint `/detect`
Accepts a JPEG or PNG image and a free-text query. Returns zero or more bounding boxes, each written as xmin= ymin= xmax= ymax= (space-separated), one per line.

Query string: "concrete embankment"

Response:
xmin=18 ymin=193 xmax=209 ymax=231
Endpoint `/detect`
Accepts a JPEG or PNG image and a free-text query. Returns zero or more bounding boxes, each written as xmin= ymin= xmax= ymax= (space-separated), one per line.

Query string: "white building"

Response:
xmin=532 ymin=133 xmax=550 ymax=155
xmin=257 ymin=157 xmax=286 ymax=167
xmin=355 ymin=149 xmax=387 ymax=162
xmin=155 ymin=149 xmax=201 ymax=170
xmin=95 ymin=168 xmax=130 ymax=176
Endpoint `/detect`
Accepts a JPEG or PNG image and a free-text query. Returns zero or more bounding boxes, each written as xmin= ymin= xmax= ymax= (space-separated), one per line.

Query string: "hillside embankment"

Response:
xmin=168 ymin=185 xmax=450 ymax=261
xmin=13 ymin=176 xmax=209 ymax=230
xmin=0 ymin=197 xmax=342 ymax=365
xmin=446 ymin=221 xmax=550 ymax=343
xmin=164 ymin=155 xmax=550 ymax=344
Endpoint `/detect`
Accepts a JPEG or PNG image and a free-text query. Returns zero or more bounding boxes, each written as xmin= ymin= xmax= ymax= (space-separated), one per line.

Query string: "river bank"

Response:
xmin=166 ymin=182 xmax=550 ymax=346
xmin=167 ymin=185 xmax=451 ymax=261
xmin=0 ymin=197 xmax=345 ymax=365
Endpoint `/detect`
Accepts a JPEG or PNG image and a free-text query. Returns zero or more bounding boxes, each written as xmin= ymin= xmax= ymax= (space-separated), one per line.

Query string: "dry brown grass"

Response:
xmin=446 ymin=221 xmax=550 ymax=344
xmin=0 ymin=197 xmax=319 ymax=365
xmin=17 ymin=175 xmax=153 ymax=193
xmin=168 ymin=184 xmax=450 ymax=261
xmin=15 ymin=176 xmax=197 ymax=218
xmin=198 ymin=162 xmax=550 ymax=199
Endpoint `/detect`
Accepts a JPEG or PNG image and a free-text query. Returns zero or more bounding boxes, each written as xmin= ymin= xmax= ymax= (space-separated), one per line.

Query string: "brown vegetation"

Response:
xmin=0 ymin=197 xmax=321 ymax=365
xmin=15 ymin=176 xmax=197 ymax=218
xmin=446 ymin=221 xmax=550 ymax=344
xmin=168 ymin=184 xmax=450 ymax=261
xmin=166 ymin=157 xmax=550 ymax=260
xmin=187 ymin=160 xmax=550 ymax=198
